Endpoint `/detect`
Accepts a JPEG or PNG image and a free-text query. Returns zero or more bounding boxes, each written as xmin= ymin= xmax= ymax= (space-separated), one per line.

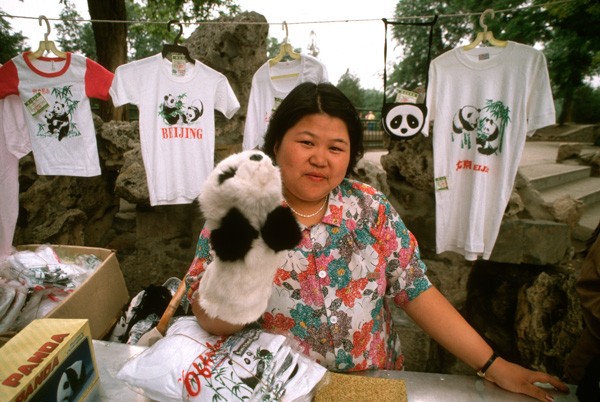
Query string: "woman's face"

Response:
xmin=274 ymin=113 xmax=351 ymax=207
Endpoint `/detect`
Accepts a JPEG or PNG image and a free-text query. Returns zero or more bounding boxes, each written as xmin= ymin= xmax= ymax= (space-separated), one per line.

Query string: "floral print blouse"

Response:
xmin=186 ymin=178 xmax=431 ymax=372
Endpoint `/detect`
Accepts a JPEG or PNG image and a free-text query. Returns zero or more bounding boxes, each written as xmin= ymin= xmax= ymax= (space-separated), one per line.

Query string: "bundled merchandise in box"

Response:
xmin=0 ymin=246 xmax=101 ymax=334
xmin=1 ymin=245 xmax=129 ymax=339
xmin=0 ymin=319 xmax=98 ymax=402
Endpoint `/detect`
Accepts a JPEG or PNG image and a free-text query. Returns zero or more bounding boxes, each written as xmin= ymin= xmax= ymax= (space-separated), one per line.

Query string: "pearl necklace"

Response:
xmin=285 ymin=195 xmax=329 ymax=218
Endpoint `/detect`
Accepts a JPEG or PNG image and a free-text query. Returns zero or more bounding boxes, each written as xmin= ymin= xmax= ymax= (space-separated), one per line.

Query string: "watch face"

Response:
xmin=381 ymin=103 xmax=427 ymax=140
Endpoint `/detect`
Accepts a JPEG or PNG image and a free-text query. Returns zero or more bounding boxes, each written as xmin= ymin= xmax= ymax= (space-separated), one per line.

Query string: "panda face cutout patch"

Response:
xmin=381 ymin=103 xmax=427 ymax=140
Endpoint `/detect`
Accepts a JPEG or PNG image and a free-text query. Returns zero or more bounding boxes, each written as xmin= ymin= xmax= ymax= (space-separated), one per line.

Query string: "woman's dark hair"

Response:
xmin=261 ymin=82 xmax=364 ymax=176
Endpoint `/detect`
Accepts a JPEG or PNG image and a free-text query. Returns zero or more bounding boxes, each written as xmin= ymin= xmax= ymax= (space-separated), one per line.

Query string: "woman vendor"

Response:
xmin=185 ymin=82 xmax=568 ymax=402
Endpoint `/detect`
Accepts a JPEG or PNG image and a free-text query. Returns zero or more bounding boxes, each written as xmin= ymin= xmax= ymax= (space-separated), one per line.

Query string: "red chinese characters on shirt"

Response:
xmin=456 ymin=160 xmax=489 ymax=173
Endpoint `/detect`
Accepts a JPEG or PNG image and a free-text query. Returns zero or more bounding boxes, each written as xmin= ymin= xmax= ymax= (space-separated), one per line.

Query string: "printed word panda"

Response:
xmin=197 ymin=150 xmax=301 ymax=325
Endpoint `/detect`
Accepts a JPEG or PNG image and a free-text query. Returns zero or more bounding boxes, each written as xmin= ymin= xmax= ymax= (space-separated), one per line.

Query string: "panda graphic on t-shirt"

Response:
xmin=38 ymin=85 xmax=80 ymax=141
xmin=450 ymin=99 xmax=510 ymax=155
xmin=49 ymin=101 xmax=70 ymax=141
xmin=159 ymin=93 xmax=203 ymax=126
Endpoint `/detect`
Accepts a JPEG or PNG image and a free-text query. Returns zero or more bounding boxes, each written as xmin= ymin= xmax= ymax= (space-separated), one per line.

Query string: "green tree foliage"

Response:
xmin=388 ymin=0 xmax=468 ymax=100
xmin=265 ymin=37 xmax=279 ymax=59
xmin=542 ymin=0 xmax=600 ymax=124
xmin=571 ymin=84 xmax=600 ymax=124
xmin=337 ymin=69 xmax=363 ymax=107
xmin=391 ymin=0 xmax=600 ymax=124
xmin=127 ymin=0 xmax=240 ymax=60
xmin=0 ymin=10 xmax=28 ymax=64
xmin=56 ymin=1 xmax=96 ymax=59
xmin=361 ymin=88 xmax=384 ymax=112
xmin=336 ymin=69 xmax=383 ymax=110
xmin=53 ymin=0 xmax=240 ymax=62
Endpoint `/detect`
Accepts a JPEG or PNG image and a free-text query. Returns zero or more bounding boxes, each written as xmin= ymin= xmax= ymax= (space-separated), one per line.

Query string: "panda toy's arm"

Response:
xmin=211 ymin=207 xmax=259 ymax=261
xmin=261 ymin=206 xmax=302 ymax=252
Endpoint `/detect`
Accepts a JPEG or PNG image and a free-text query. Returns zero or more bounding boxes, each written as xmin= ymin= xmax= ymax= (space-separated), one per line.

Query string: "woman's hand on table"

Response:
xmin=485 ymin=357 xmax=570 ymax=402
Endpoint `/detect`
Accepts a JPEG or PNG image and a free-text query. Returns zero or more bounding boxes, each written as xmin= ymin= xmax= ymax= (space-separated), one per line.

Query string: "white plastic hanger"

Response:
xmin=28 ymin=15 xmax=67 ymax=60
xmin=269 ymin=22 xmax=301 ymax=80
xmin=463 ymin=9 xmax=508 ymax=51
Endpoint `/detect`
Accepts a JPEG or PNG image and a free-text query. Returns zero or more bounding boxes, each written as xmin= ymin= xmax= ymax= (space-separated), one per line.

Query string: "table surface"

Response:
xmin=353 ymin=370 xmax=576 ymax=402
xmin=88 ymin=340 xmax=577 ymax=401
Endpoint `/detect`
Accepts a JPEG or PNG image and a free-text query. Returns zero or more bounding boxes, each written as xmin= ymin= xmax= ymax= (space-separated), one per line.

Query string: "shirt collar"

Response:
xmin=321 ymin=183 xmax=344 ymax=227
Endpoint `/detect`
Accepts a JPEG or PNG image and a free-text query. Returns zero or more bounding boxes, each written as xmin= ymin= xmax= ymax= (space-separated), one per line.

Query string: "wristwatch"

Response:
xmin=477 ymin=352 xmax=499 ymax=379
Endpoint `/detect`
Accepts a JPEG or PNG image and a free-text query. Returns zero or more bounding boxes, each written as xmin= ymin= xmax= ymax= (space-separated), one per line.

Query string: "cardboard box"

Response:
xmin=0 ymin=319 xmax=99 ymax=402
xmin=16 ymin=245 xmax=129 ymax=340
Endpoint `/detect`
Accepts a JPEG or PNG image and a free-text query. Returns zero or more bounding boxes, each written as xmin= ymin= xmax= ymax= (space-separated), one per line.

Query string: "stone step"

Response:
xmin=519 ymin=164 xmax=592 ymax=191
xmin=538 ymin=176 xmax=600 ymax=207
xmin=532 ymin=124 xmax=598 ymax=143
xmin=580 ymin=203 xmax=600 ymax=232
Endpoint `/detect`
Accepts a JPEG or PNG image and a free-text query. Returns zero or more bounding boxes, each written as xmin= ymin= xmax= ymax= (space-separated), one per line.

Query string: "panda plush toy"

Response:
xmin=197 ymin=150 xmax=302 ymax=325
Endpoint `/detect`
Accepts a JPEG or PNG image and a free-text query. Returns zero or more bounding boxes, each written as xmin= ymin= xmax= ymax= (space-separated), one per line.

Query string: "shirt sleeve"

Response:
xmin=422 ymin=59 xmax=437 ymax=137
xmin=2 ymin=95 xmax=32 ymax=158
xmin=526 ymin=50 xmax=555 ymax=136
xmin=185 ymin=225 xmax=215 ymax=305
xmin=0 ymin=61 xmax=20 ymax=100
xmin=378 ymin=197 xmax=432 ymax=306
xmin=84 ymin=58 xmax=114 ymax=100
xmin=109 ymin=62 xmax=140 ymax=107
xmin=214 ymin=75 xmax=240 ymax=119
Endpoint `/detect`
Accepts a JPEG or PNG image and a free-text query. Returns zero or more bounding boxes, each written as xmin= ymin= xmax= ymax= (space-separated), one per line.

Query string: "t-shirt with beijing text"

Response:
xmin=110 ymin=54 xmax=240 ymax=206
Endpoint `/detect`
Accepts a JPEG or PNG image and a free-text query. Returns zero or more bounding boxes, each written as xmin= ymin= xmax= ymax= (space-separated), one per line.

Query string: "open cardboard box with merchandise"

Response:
xmin=15 ymin=245 xmax=130 ymax=340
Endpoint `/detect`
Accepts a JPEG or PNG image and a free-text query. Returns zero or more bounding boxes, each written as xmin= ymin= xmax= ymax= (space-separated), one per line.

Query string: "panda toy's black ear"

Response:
xmin=261 ymin=206 xmax=302 ymax=252
xmin=211 ymin=208 xmax=259 ymax=261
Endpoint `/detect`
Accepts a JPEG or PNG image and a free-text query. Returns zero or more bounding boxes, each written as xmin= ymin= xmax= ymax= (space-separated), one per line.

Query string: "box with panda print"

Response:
xmin=0 ymin=319 xmax=98 ymax=402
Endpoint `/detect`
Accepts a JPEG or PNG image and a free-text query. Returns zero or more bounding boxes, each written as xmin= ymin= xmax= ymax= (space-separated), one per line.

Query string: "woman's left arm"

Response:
xmin=402 ymin=286 xmax=569 ymax=402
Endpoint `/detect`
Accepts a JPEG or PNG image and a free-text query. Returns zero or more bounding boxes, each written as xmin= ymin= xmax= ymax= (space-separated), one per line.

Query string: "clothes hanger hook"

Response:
xmin=167 ymin=19 xmax=184 ymax=46
xmin=282 ymin=21 xmax=289 ymax=44
xmin=480 ymin=9 xmax=494 ymax=33
xmin=39 ymin=15 xmax=50 ymax=42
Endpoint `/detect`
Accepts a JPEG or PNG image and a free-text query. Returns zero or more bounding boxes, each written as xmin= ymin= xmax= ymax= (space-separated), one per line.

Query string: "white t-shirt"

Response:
xmin=110 ymin=54 xmax=240 ymax=206
xmin=243 ymin=54 xmax=328 ymax=150
xmin=424 ymin=41 xmax=555 ymax=260
xmin=1 ymin=95 xmax=31 ymax=260
xmin=0 ymin=53 xmax=113 ymax=177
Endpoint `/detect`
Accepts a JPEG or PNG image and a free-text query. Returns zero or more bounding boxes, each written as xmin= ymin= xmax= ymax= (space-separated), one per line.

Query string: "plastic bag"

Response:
xmin=116 ymin=317 xmax=327 ymax=402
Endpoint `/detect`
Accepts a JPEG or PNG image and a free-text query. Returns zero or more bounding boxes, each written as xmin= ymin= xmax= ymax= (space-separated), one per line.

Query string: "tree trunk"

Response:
xmin=87 ymin=0 xmax=128 ymax=122
xmin=558 ymin=96 xmax=573 ymax=126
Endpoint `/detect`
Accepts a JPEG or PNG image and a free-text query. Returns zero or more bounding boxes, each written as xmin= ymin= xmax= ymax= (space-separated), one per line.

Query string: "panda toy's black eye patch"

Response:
xmin=381 ymin=103 xmax=427 ymax=140
xmin=218 ymin=167 xmax=237 ymax=184
xmin=249 ymin=153 xmax=263 ymax=161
